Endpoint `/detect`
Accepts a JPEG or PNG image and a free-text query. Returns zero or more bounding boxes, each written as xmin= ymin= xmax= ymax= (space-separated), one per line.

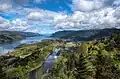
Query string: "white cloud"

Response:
xmin=0 ymin=4 xmax=12 ymax=11
xmin=113 ymin=0 xmax=120 ymax=6
xmin=0 ymin=17 xmax=11 ymax=31
xmin=72 ymin=0 xmax=111 ymax=12
xmin=0 ymin=0 xmax=12 ymax=11
xmin=0 ymin=17 xmax=30 ymax=31
xmin=28 ymin=12 xmax=44 ymax=20
xmin=54 ymin=7 xmax=120 ymax=30
xmin=34 ymin=0 xmax=45 ymax=3
xmin=0 ymin=0 xmax=120 ymax=33
xmin=114 ymin=9 xmax=120 ymax=18
xmin=0 ymin=17 xmax=8 ymax=24
xmin=11 ymin=19 xmax=27 ymax=26
xmin=9 ymin=19 xmax=31 ymax=31
xmin=27 ymin=9 xmax=66 ymax=27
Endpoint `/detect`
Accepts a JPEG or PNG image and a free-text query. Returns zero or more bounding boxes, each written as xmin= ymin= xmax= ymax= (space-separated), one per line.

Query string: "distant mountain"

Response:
xmin=0 ymin=31 xmax=40 ymax=44
xmin=51 ymin=28 xmax=120 ymax=41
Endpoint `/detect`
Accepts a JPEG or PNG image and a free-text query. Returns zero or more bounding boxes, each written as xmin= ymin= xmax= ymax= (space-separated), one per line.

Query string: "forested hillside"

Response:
xmin=0 ymin=31 xmax=40 ymax=44
xmin=1 ymin=32 xmax=120 ymax=79
xmin=0 ymin=39 xmax=65 ymax=79
xmin=52 ymin=28 xmax=120 ymax=41
xmin=43 ymin=32 xmax=120 ymax=79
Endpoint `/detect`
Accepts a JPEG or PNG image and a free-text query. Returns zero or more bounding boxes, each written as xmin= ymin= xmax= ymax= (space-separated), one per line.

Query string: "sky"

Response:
xmin=0 ymin=0 xmax=120 ymax=34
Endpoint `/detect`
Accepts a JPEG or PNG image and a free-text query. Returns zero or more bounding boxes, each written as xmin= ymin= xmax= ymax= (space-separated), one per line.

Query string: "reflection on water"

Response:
xmin=0 ymin=35 xmax=50 ymax=54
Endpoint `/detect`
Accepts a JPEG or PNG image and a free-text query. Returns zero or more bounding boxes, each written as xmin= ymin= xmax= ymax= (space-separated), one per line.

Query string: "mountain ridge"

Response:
xmin=51 ymin=28 xmax=120 ymax=41
xmin=0 ymin=31 xmax=40 ymax=44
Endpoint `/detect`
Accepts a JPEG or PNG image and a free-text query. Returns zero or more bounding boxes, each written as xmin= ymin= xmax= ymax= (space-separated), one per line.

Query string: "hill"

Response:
xmin=1 ymin=31 xmax=120 ymax=79
xmin=0 ymin=31 xmax=40 ymax=44
xmin=51 ymin=28 xmax=120 ymax=41
xmin=44 ymin=32 xmax=120 ymax=79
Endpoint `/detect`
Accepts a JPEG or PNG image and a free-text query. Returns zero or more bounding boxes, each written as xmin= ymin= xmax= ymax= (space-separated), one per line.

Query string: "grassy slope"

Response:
xmin=0 ymin=39 xmax=65 ymax=79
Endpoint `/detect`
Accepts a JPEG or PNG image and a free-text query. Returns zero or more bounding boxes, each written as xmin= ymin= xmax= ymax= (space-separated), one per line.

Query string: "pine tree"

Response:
xmin=74 ymin=54 xmax=89 ymax=79
xmin=0 ymin=64 xmax=7 ymax=79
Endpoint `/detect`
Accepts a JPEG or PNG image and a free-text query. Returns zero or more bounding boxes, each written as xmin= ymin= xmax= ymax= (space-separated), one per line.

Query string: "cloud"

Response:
xmin=0 ymin=17 xmax=8 ymax=24
xmin=0 ymin=0 xmax=120 ymax=33
xmin=0 ymin=17 xmax=30 ymax=31
xmin=54 ymin=7 xmax=120 ymax=30
xmin=72 ymin=0 xmax=103 ymax=11
xmin=28 ymin=12 xmax=44 ymax=20
xmin=0 ymin=16 xmax=10 ymax=31
xmin=52 ymin=0 xmax=120 ymax=30
xmin=27 ymin=9 xmax=66 ymax=26
xmin=72 ymin=0 xmax=114 ymax=12
xmin=0 ymin=6 xmax=64 ymax=32
xmin=33 ymin=0 xmax=45 ymax=3
xmin=0 ymin=0 xmax=12 ymax=11
xmin=11 ymin=19 xmax=27 ymax=27
xmin=113 ymin=0 xmax=120 ymax=6
xmin=114 ymin=8 xmax=120 ymax=18
xmin=0 ymin=4 xmax=12 ymax=11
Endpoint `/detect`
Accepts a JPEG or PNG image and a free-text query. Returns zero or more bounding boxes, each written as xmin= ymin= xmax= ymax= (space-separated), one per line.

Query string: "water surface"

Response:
xmin=0 ymin=35 xmax=50 ymax=54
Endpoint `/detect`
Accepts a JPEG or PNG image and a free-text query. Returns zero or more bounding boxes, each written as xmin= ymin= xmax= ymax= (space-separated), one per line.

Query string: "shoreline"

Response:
xmin=0 ymin=39 xmax=63 ymax=79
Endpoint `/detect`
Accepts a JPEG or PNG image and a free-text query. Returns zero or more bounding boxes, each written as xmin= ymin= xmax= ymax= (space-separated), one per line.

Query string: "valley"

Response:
xmin=0 ymin=28 xmax=120 ymax=79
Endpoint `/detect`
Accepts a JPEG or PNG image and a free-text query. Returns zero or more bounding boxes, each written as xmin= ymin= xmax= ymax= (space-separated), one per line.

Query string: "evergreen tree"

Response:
xmin=0 ymin=64 xmax=7 ymax=79
xmin=74 ymin=54 xmax=89 ymax=79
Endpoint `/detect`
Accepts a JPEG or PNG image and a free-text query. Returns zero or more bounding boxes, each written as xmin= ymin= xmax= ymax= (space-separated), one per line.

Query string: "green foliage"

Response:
xmin=0 ymin=31 xmax=40 ymax=44
xmin=44 ymin=52 xmax=94 ymax=79
xmin=52 ymin=28 xmax=120 ymax=41
xmin=1 ymin=32 xmax=120 ymax=79
xmin=43 ymin=32 xmax=120 ymax=79
xmin=0 ymin=64 xmax=7 ymax=79
xmin=0 ymin=39 xmax=64 ymax=79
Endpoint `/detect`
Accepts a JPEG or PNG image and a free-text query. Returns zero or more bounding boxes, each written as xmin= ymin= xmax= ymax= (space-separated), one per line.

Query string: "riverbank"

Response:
xmin=0 ymin=31 xmax=40 ymax=44
xmin=0 ymin=39 xmax=65 ymax=79
xmin=29 ymin=48 xmax=61 ymax=79
xmin=0 ymin=35 xmax=50 ymax=54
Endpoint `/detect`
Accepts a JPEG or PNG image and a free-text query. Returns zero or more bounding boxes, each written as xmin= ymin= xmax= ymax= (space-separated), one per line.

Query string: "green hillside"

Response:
xmin=1 ymin=31 xmax=120 ymax=79
xmin=52 ymin=28 xmax=120 ymax=41
xmin=0 ymin=31 xmax=40 ymax=44
xmin=44 ymin=32 xmax=120 ymax=79
xmin=0 ymin=39 xmax=65 ymax=79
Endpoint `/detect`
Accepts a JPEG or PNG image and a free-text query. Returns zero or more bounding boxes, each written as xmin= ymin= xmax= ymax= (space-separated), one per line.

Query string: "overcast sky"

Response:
xmin=0 ymin=0 xmax=120 ymax=34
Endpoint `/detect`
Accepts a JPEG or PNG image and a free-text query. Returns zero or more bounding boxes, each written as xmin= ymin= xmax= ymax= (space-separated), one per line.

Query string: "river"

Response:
xmin=0 ymin=35 xmax=60 ymax=79
xmin=0 ymin=35 xmax=50 ymax=55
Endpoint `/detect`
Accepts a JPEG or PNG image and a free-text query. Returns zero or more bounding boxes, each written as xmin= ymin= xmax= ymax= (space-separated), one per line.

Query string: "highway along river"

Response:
xmin=0 ymin=35 xmax=61 ymax=79
xmin=29 ymin=48 xmax=61 ymax=79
